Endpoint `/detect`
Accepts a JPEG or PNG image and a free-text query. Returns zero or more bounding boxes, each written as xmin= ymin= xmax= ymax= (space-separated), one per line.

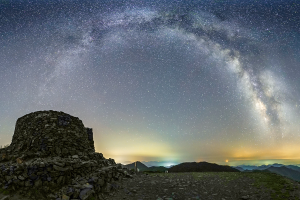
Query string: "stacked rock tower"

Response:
xmin=0 ymin=110 xmax=132 ymax=200
xmin=9 ymin=110 xmax=95 ymax=160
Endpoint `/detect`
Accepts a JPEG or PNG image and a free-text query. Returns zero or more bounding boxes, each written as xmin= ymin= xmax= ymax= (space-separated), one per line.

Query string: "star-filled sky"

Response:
xmin=1 ymin=0 xmax=300 ymax=167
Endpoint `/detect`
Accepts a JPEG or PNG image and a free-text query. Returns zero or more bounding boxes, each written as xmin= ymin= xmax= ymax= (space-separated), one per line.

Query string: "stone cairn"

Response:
xmin=0 ymin=110 xmax=133 ymax=200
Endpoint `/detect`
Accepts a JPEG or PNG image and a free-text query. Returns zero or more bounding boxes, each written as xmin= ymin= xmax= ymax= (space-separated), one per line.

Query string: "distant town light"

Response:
xmin=165 ymin=163 xmax=175 ymax=167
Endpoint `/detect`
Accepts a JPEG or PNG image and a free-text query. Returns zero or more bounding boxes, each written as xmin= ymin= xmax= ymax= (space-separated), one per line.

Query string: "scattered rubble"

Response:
xmin=0 ymin=110 xmax=133 ymax=200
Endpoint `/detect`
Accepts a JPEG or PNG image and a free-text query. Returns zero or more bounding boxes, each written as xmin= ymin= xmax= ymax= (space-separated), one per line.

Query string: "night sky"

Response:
xmin=1 ymin=0 xmax=300 ymax=167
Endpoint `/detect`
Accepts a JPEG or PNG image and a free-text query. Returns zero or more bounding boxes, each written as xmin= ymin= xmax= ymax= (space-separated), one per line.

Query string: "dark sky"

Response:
xmin=0 ymin=0 xmax=300 ymax=167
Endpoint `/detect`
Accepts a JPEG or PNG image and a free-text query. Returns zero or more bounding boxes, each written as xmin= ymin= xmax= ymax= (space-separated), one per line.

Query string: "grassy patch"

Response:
xmin=0 ymin=187 xmax=10 ymax=195
xmin=86 ymin=193 xmax=98 ymax=200
xmin=242 ymin=172 xmax=295 ymax=200
xmin=144 ymin=171 xmax=298 ymax=200
xmin=193 ymin=172 xmax=297 ymax=200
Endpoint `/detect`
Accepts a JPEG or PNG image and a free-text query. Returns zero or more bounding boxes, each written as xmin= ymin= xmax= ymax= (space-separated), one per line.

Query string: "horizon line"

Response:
xmin=120 ymin=160 xmax=300 ymax=167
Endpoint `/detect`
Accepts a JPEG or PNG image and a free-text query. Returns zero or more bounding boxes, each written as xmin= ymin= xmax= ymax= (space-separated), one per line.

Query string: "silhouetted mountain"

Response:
xmin=147 ymin=166 xmax=168 ymax=172
xmin=236 ymin=165 xmax=260 ymax=171
xmin=286 ymin=165 xmax=300 ymax=173
xmin=234 ymin=163 xmax=300 ymax=182
xmin=169 ymin=162 xmax=240 ymax=173
xmin=233 ymin=166 xmax=244 ymax=171
xmin=122 ymin=161 xmax=149 ymax=171
xmin=122 ymin=162 xmax=169 ymax=172
xmin=235 ymin=163 xmax=298 ymax=171
xmin=272 ymin=163 xmax=285 ymax=167
xmin=266 ymin=166 xmax=300 ymax=182
xmin=235 ymin=163 xmax=300 ymax=171
xmin=235 ymin=164 xmax=281 ymax=171
xmin=121 ymin=161 xmax=300 ymax=179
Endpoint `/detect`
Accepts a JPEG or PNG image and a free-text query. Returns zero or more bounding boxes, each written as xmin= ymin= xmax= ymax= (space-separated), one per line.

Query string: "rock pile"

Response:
xmin=0 ymin=110 xmax=133 ymax=200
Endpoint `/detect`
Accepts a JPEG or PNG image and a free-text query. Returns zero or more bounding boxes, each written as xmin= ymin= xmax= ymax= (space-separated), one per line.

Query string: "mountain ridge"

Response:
xmin=233 ymin=164 xmax=300 ymax=182
xmin=122 ymin=161 xmax=239 ymax=172
xmin=122 ymin=161 xmax=300 ymax=182
xmin=168 ymin=161 xmax=239 ymax=172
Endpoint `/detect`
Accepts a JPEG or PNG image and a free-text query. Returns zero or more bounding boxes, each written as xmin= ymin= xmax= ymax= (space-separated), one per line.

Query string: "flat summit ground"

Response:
xmin=103 ymin=171 xmax=300 ymax=200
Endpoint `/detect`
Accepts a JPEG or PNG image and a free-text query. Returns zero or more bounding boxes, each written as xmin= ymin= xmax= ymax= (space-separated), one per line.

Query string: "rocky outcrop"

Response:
xmin=0 ymin=110 xmax=132 ymax=200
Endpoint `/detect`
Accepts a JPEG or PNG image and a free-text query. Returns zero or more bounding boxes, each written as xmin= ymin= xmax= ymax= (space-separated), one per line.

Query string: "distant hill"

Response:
xmin=147 ymin=166 xmax=168 ymax=172
xmin=237 ymin=165 xmax=300 ymax=182
xmin=235 ymin=165 xmax=258 ymax=171
xmin=272 ymin=163 xmax=285 ymax=167
xmin=122 ymin=162 xmax=169 ymax=172
xmin=234 ymin=163 xmax=300 ymax=172
xmin=286 ymin=165 xmax=300 ymax=173
xmin=233 ymin=166 xmax=244 ymax=171
xmin=122 ymin=161 xmax=149 ymax=171
xmin=169 ymin=162 xmax=240 ymax=173
xmin=121 ymin=161 xmax=241 ymax=172
xmin=266 ymin=166 xmax=300 ymax=182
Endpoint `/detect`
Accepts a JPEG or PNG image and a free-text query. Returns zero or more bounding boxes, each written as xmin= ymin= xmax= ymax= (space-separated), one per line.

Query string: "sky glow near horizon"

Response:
xmin=0 ymin=0 xmax=300 ymax=167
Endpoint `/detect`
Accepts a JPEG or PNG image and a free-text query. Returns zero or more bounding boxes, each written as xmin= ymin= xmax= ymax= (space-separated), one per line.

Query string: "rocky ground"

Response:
xmin=1 ymin=171 xmax=300 ymax=200
xmin=102 ymin=171 xmax=300 ymax=200
xmin=0 ymin=188 xmax=36 ymax=200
